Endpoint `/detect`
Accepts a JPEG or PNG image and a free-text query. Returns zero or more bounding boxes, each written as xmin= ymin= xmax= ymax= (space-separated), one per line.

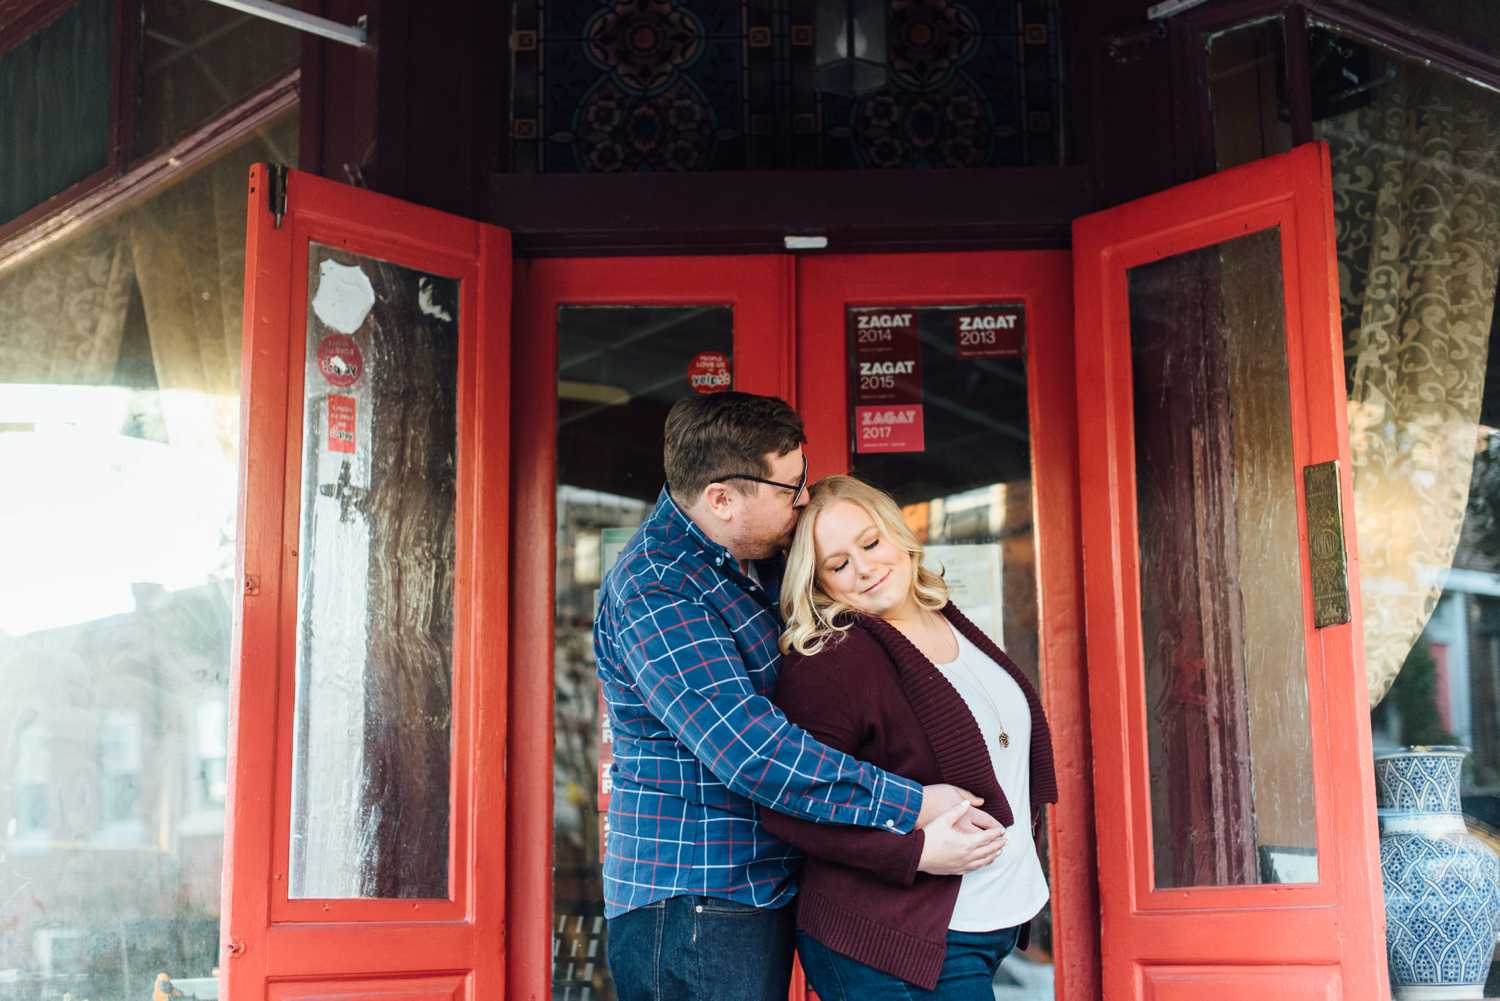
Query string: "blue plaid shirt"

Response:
xmin=594 ymin=489 xmax=925 ymax=917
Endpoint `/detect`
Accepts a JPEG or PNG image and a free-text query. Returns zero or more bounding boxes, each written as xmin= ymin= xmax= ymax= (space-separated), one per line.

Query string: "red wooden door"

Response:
xmin=224 ymin=165 xmax=512 ymax=1000
xmin=1073 ymin=142 xmax=1386 ymax=999
xmin=508 ymin=256 xmax=797 ymax=1000
xmin=797 ymin=252 xmax=1097 ymax=1000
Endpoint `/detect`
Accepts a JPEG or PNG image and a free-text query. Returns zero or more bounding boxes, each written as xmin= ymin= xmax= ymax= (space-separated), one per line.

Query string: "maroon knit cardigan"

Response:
xmin=759 ymin=603 xmax=1058 ymax=991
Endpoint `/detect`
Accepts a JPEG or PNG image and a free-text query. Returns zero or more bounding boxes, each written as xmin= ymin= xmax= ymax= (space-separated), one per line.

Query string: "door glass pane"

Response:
xmin=288 ymin=244 xmax=461 ymax=899
xmin=847 ymin=303 xmax=1055 ymax=997
xmin=553 ymin=305 xmax=734 ymax=1001
xmin=1127 ymin=227 xmax=1319 ymax=888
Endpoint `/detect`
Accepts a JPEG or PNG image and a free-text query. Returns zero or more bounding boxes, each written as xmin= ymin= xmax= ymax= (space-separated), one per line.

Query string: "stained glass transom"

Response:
xmin=509 ymin=0 xmax=1062 ymax=172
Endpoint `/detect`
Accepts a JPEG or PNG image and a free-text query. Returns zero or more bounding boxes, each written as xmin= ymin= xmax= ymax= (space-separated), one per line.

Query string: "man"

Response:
xmin=595 ymin=392 xmax=997 ymax=1001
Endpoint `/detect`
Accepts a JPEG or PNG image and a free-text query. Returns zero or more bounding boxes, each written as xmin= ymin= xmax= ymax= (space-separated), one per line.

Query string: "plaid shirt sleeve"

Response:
xmin=614 ymin=581 xmax=924 ymax=832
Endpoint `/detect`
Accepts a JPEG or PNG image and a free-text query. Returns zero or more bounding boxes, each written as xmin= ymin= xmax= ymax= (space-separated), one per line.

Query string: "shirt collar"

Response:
xmin=650 ymin=486 xmax=735 ymax=569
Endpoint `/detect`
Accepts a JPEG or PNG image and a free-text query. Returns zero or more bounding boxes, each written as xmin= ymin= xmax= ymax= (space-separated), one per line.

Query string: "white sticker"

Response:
xmin=311 ymin=259 xmax=376 ymax=334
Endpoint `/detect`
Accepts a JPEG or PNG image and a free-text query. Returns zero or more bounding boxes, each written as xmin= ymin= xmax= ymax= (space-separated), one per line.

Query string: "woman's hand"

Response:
xmin=916 ymin=799 xmax=1007 ymax=875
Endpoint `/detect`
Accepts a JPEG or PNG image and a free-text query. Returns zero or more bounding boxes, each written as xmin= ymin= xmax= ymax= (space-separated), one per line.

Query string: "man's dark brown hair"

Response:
xmin=664 ymin=392 xmax=806 ymax=502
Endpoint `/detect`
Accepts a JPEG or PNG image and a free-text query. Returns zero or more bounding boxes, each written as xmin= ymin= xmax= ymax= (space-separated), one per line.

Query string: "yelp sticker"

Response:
xmin=688 ymin=351 xmax=731 ymax=394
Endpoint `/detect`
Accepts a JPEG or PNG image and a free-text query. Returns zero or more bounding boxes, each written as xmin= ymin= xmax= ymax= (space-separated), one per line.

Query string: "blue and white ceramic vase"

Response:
xmin=1375 ymin=746 xmax=1500 ymax=1001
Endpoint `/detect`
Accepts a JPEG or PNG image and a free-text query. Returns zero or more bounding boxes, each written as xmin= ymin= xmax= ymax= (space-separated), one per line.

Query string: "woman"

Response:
xmin=759 ymin=475 xmax=1057 ymax=1000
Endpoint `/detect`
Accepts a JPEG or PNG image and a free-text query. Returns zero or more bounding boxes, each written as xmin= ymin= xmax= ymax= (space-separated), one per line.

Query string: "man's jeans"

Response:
xmin=606 ymin=895 xmax=795 ymax=1001
xmin=795 ymin=925 xmax=1022 ymax=1001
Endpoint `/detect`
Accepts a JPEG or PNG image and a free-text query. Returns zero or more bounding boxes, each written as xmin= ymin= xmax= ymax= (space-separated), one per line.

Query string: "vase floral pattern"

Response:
xmin=1375 ymin=747 xmax=1500 ymax=1000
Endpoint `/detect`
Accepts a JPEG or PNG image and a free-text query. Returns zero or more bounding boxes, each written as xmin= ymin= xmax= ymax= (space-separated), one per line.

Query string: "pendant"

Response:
xmin=998 ymin=731 xmax=1010 ymax=749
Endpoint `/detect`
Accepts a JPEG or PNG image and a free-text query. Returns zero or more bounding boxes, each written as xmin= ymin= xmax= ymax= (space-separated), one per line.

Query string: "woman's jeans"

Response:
xmin=606 ymin=895 xmax=795 ymax=1001
xmin=796 ymin=925 xmax=1022 ymax=1001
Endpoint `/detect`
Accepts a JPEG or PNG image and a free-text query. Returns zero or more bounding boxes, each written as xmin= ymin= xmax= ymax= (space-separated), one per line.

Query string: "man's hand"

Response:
xmin=917 ymin=783 xmax=983 ymax=828
xmin=917 ymin=799 xmax=1007 ymax=876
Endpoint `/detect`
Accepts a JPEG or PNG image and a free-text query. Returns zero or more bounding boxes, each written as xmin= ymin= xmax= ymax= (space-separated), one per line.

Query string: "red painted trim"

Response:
xmin=1071 ymin=142 xmax=1386 ymax=999
xmin=796 ymin=251 xmax=1096 ymax=1001
xmin=225 ymin=165 xmax=511 ymax=996
xmin=506 ymin=256 xmax=794 ymax=1000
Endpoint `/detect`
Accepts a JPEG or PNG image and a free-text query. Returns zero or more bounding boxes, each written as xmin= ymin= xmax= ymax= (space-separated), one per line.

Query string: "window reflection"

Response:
xmin=0 ymin=112 xmax=296 ymax=1000
xmin=1310 ymin=26 xmax=1500 ymax=992
xmin=552 ymin=306 xmax=734 ymax=1001
xmin=847 ymin=303 xmax=1053 ymax=998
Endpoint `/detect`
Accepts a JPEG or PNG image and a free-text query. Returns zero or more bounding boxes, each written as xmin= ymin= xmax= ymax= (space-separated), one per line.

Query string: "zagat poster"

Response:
xmin=851 ymin=309 xmax=925 ymax=454
xmin=952 ymin=306 xmax=1025 ymax=359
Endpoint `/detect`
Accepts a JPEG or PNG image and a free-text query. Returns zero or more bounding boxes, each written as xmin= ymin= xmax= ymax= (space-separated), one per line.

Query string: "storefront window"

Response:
xmin=0 ymin=110 xmax=296 ymax=1001
xmin=136 ymin=0 xmax=300 ymax=158
xmin=1206 ymin=16 xmax=1292 ymax=170
xmin=1310 ymin=23 xmax=1500 ymax=986
xmin=552 ymin=305 xmax=734 ymax=1001
xmin=0 ymin=0 xmax=113 ymax=226
xmin=846 ymin=302 xmax=1055 ymax=995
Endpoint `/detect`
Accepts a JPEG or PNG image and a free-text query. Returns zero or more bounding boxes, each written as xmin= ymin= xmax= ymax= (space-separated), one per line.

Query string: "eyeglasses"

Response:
xmin=714 ymin=454 xmax=808 ymax=503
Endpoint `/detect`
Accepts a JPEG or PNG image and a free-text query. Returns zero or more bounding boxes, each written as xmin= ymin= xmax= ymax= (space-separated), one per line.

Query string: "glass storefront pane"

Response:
xmin=0 ymin=111 xmax=295 ymax=999
xmin=846 ymin=302 xmax=1053 ymax=995
xmin=136 ymin=0 xmax=301 ymax=158
xmin=0 ymin=0 xmax=112 ymax=226
xmin=1206 ymin=17 xmax=1292 ymax=170
xmin=553 ymin=305 xmax=734 ymax=1001
xmin=1126 ymin=227 xmax=1319 ymax=888
xmin=288 ymin=246 xmax=460 ymax=900
xmin=1312 ymin=35 xmax=1500 ymax=975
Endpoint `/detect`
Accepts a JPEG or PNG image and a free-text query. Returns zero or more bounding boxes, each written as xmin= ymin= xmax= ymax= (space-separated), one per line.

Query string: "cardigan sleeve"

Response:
xmin=757 ymin=645 xmax=926 ymax=888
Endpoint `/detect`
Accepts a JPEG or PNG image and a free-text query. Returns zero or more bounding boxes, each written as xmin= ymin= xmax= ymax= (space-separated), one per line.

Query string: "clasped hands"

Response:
xmin=915 ymin=783 xmax=1007 ymax=875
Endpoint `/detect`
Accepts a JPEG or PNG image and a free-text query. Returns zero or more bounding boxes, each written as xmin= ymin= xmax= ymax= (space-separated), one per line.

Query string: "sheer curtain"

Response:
xmin=126 ymin=131 xmax=270 ymax=460
xmin=1319 ymin=66 xmax=1500 ymax=706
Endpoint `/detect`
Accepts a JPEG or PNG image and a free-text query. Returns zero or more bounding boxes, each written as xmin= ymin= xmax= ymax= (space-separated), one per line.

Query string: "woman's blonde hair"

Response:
xmin=779 ymin=475 xmax=949 ymax=656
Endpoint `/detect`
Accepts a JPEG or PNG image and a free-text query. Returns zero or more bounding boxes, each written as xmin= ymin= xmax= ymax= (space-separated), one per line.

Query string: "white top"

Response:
xmin=932 ymin=621 xmax=1050 ymax=931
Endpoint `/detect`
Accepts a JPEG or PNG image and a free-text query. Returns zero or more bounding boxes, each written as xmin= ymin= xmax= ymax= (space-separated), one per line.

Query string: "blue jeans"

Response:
xmin=796 ymin=925 xmax=1021 ymax=1001
xmin=606 ymin=895 xmax=795 ymax=1001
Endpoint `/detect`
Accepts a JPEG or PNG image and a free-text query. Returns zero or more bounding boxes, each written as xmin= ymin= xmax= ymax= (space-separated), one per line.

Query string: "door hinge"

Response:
xmin=1304 ymin=460 xmax=1351 ymax=628
xmin=269 ymin=163 xmax=289 ymax=229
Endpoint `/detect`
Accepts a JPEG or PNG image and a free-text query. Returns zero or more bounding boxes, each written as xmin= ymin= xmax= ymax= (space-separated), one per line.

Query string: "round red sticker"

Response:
xmin=688 ymin=351 xmax=731 ymax=394
xmin=317 ymin=334 xmax=363 ymax=388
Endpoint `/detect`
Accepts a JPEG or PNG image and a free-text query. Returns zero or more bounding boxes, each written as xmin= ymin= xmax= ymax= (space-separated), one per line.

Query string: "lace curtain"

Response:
xmin=1318 ymin=68 xmax=1500 ymax=707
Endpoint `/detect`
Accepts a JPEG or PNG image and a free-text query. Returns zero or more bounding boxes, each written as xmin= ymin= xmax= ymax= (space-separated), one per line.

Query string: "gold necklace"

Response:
xmin=939 ymin=629 xmax=1012 ymax=749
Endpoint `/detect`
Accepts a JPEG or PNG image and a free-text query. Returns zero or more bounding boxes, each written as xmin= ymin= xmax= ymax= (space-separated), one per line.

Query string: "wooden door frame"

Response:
xmin=506 ymin=255 xmax=797 ymax=999
xmin=795 ymin=251 xmax=1097 ymax=1001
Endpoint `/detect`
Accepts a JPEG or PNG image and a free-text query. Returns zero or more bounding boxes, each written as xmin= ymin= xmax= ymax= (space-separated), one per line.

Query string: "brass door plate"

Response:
xmin=1304 ymin=460 xmax=1351 ymax=628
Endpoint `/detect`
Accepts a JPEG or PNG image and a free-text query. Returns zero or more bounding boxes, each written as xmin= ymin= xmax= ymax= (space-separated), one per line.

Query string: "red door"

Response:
xmin=224 ymin=165 xmax=512 ymax=1000
xmin=797 ymin=252 xmax=1097 ymax=1001
xmin=1073 ymin=143 xmax=1387 ymax=999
